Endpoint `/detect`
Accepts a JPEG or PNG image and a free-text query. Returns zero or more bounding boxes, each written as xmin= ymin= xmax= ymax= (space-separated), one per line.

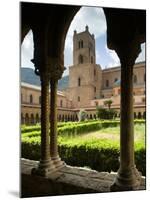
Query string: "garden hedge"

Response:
xmin=21 ymin=119 xmax=145 ymax=175
xmin=21 ymin=138 xmax=145 ymax=176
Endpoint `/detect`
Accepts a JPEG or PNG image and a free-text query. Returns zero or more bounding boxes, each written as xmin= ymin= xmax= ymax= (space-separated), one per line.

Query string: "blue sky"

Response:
xmin=21 ymin=6 xmax=145 ymax=77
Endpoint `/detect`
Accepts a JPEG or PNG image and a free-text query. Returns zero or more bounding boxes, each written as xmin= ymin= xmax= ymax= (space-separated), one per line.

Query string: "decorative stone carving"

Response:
xmin=32 ymin=72 xmax=55 ymax=176
xmin=50 ymin=63 xmax=64 ymax=168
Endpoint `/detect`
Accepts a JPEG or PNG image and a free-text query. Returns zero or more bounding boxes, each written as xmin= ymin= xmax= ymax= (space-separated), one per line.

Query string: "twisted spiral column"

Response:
xmin=32 ymin=73 xmax=55 ymax=176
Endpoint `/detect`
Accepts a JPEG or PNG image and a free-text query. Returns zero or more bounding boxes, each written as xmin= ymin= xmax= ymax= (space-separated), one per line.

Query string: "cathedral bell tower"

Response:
xmin=73 ymin=25 xmax=96 ymax=65
xmin=68 ymin=25 xmax=102 ymax=108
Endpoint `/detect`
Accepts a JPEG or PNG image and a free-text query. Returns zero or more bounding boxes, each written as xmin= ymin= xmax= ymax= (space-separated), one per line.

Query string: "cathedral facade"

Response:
xmin=21 ymin=26 xmax=146 ymax=124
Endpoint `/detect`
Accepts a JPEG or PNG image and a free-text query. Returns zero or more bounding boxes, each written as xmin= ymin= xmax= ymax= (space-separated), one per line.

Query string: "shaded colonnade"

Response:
xmin=21 ymin=2 xmax=145 ymax=191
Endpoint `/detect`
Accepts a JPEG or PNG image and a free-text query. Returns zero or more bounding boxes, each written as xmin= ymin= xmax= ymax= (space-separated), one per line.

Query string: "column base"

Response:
xmin=31 ymin=159 xmax=56 ymax=177
xmin=51 ymin=156 xmax=66 ymax=169
xmin=110 ymin=166 xmax=141 ymax=191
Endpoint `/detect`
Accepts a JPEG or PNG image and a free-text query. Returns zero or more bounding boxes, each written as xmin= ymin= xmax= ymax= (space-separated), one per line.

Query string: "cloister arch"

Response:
xmin=21 ymin=2 xmax=145 ymax=193
xmin=30 ymin=113 xmax=34 ymax=124
xmin=21 ymin=113 xmax=24 ymax=124
xmin=134 ymin=112 xmax=137 ymax=119
xmin=138 ymin=112 xmax=142 ymax=119
xmin=25 ymin=113 xmax=29 ymax=125
xmin=35 ymin=113 xmax=40 ymax=123
xmin=143 ymin=111 xmax=146 ymax=119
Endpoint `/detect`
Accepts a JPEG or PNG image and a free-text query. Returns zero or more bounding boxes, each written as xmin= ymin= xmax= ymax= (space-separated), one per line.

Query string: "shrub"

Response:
xmin=96 ymin=107 xmax=117 ymax=120
xmin=78 ymin=109 xmax=88 ymax=121
xmin=21 ymin=138 xmax=145 ymax=176
xmin=21 ymin=121 xmax=145 ymax=176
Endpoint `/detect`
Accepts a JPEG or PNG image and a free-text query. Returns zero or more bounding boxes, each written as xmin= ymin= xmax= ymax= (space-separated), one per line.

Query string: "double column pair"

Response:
xmin=32 ymin=71 xmax=64 ymax=176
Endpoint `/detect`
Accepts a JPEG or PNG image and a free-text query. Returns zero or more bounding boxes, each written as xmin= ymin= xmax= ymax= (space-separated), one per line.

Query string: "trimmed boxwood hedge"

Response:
xmin=21 ymin=120 xmax=145 ymax=175
xmin=21 ymin=138 xmax=145 ymax=176
xmin=21 ymin=119 xmax=145 ymax=134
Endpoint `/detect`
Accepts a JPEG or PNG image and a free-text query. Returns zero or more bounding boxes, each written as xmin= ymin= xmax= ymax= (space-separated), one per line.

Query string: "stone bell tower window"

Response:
xmin=134 ymin=75 xmax=137 ymax=84
xmin=106 ymin=80 xmax=109 ymax=87
xmin=78 ymin=77 xmax=81 ymax=86
xmin=30 ymin=94 xmax=33 ymax=104
xmin=78 ymin=55 xmax=83 ymax=64
xmin=78 ymin=40 xmax=83 ymax=49
xmin=91 ymin=56 xmax=93 ymax=63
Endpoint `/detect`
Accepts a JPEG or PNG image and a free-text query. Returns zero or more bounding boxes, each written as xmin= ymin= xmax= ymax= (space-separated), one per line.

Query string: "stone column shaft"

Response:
xmin=50 ymin=79 xmax=58 ymax=158
xmin=50 ymin=78 xmax=64 ymax=169
xmin=32 ymin=74 xmax=55 ymax=176
xmin=120 ymin=64 xmax=134 ymax=169
xmin=40 ymin=76 xmax=51 ymax=162
xmin=111 ymin=43 xmax=141 ymax=191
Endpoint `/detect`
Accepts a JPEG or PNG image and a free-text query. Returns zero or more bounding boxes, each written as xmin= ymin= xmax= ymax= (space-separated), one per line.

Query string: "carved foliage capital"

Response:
xmin=115 ymin=39 xmax=142 ymax=67
xmin=46 ymin=57 xmax=66 ymax=81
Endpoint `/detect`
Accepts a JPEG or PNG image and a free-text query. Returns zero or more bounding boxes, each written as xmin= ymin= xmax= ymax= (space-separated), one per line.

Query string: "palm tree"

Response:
xmin=104 ymin=100 xmax=113 ymax=110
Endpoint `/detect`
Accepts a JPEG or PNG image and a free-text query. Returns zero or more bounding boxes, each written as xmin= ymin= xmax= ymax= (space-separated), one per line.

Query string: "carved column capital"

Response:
xmin=115 ymin=40 xmax=141 ymax=67
xmin=47 ymin=57 xmax=66 ymax=81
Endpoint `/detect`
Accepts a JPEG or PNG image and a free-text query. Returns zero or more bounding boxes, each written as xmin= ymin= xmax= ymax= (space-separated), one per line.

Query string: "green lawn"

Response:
xmin=58 ymin=124 xmax=145 ymax=149
xmin=21 ymin=121 xmax=146 ymax=175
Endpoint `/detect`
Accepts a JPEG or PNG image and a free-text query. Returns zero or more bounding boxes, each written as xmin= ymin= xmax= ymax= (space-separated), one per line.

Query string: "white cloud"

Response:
xmin=104 ymin=43 xmax=145 ymax=68
xmin=21 ymin=30 xmax=34 ymax=68
xmin=21 ymin=7 xmax=106 ymax=72
xmin=135 ymin=43 xmax=145 ymax=63
xmin=104 ymin=45 xmax=120 ymax=68
xmin=66 ymin=7 xmax=106 ymax=39
xmin=64 ymin=6 xmax=106 ymax=68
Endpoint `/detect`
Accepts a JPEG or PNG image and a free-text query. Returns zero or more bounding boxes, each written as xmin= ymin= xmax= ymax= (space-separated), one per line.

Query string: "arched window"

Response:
xmin=78 ymin=55 xmax=83 ymax=64
xmin=134 ymin=112 xmax=137 ymax=119
xmin=30 ymin=94 xmax=33 ymax=104
xmin=60 ymin=100 xmax=63 ymax=107
xmin=30 ymin=113 xmax=34 ymax=124
xmin=21 ymin=113 xmax=24 ymax=124
xmin=143 ymin=111 xmax=146 ymax=119
xmin=94 ymin=69 xmax=96 ymax=76
xmin=21 ymin=93 xmax=23 ymax=103
xmin=106 ymin=80 xmax=109 ymax=87
xmin=94 ymin=87 xmax=96 ymax=93
xmin=91 ymin=56 xmax=93 ymax=64
xmin=134 ymin=75 xmax=137 ymax=84
xmin=78 ymin=77 xmax=81 ymax=86
xmin=39 ymin=96 xmax=41 ymax=104
xmin=36 ymin=113 xmax=39 ymax=123
xmin=25 ymin=113 xmax=29 ymax=125
xmin=65 ymin=115 xmax=67 ymax=121
xmin=95 ymin=101 xmax=98 ymax=106
xmin=81 ymin=40 xmax=83 ymax=48
xmin=78 ymin=96 xmax=80 ymax=102
xmin=62 ymin=115 xmax=64 ymax=122
xmin=78 ymin=40 xmax=83 ymax=49
xmin=138 ymin=112 xmax=141 ymax=119
xmin=142 ymin=97 xmax=145 ymax=103
xmin=114 ymin=78 xmax=118 ymax=82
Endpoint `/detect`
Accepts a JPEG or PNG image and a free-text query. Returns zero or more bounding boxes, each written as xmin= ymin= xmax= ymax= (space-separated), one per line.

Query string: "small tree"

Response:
xmin=78 ymin=109 xmax=87 ymax=121
xmin=104 ymin=100 xmax=113 ymax=110
xmin=96 ymin=106 xmax=117 ymax=120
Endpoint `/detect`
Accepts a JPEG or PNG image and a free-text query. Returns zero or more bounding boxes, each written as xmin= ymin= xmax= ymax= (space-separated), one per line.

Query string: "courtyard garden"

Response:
xmin=21 ymin=119 xmax=146 ymax=176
